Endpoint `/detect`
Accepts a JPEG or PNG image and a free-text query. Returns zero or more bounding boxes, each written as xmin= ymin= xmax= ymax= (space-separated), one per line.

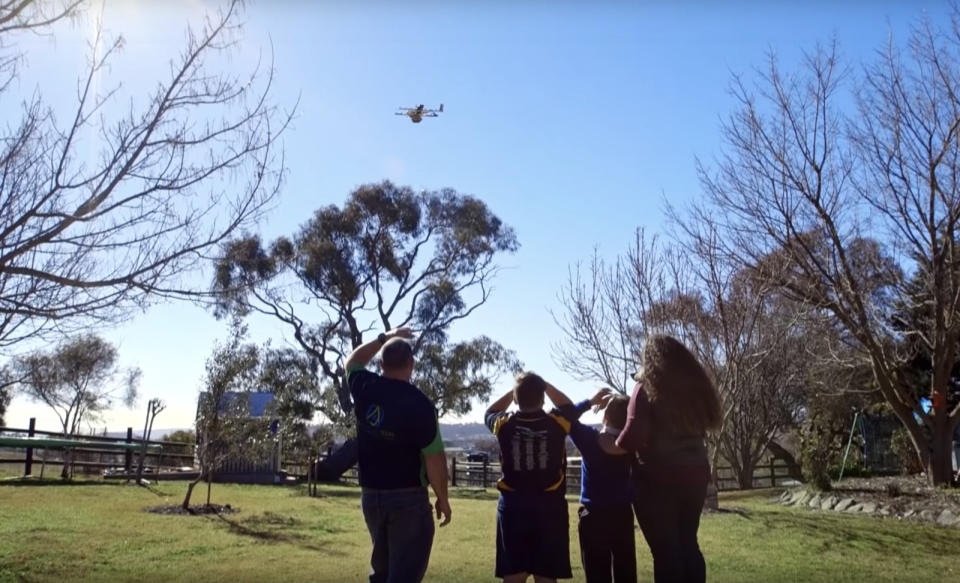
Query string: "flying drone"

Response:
xmin=396 ymin=103 xmax=443 ymax=123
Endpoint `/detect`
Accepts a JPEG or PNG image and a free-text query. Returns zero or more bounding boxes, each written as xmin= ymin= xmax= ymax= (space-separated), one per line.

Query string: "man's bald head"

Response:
xmin=380 ymin=337 xmax=414 ymax=374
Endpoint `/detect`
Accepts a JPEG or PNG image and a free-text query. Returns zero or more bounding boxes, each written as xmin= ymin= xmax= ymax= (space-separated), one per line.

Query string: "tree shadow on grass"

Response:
xmin=211 ymin=512 xmax=349 ymax=555
xmin=298 ymin=486 xmax=362 ymax=500
xmin=756 ymin=507 xmax=960 ymax=556
xmin=134 ymin=482 xmax=168 ymax=497
xmin=0 ymin=476 xmax=119 ymax=487
xmin=709 ymin=506 xmax=753 ymax=519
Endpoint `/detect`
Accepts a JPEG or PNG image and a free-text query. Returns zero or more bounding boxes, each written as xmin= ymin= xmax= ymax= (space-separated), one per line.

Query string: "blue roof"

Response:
xmin=246 ymin=392 xmax=275 ymax=417
xmin=198 ymin=391 xmax=275 ymax=418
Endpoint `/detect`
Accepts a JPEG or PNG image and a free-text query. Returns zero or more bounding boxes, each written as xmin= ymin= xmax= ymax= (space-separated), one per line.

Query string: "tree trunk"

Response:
xmin=136 ymin=405 xmax=156 ymax=485
xmin=60 ymin=448 xmax=72 ymax=480
xmin=314 ymin=438 xmax=358 ymax=481
xmin=206 ymin=475 xmax=212 ymax=507
xmin=182 ymin=472 xmax=204 ymax=510
xmin=928 ymin=415 xmax=956 ymax=486
xmin=736 ymin=461 xmax=755 ymax=490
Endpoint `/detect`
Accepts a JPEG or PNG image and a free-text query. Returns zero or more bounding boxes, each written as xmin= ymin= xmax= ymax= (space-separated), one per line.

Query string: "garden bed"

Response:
xmin=779 ymin=475 xmax=960 ymax=527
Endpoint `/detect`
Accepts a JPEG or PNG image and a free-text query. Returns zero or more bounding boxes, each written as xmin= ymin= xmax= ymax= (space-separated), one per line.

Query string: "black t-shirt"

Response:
xmin=485 ymin=406 xmax=576 ymax=495
xmin=348 ymin=367 xmax=444 ymax=489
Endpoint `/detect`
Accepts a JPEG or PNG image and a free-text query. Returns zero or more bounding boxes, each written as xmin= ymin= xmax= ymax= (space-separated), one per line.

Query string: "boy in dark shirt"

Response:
xmin=484 ymin=373 xmax=579 ymax=583
xmin=569 ymin=389 xmax=636 ymax=583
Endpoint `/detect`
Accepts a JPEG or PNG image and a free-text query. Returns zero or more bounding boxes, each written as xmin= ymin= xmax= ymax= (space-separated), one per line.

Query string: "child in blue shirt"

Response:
xmin=569 ymin=389 xmax=636 ymax=583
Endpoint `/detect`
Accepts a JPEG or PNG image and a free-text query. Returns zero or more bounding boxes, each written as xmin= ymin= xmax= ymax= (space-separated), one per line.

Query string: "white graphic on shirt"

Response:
xmin=512 ymin=426 xmax=550 ymax=471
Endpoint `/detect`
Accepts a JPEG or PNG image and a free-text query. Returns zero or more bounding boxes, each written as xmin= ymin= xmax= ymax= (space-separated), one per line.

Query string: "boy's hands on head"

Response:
xmin=590 ymin=388 xmax=614 ymax=412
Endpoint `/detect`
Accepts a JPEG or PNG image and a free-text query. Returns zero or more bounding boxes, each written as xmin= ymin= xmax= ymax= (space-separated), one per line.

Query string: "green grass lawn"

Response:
xmin=0 ymin=478 xmax=958 ymax=582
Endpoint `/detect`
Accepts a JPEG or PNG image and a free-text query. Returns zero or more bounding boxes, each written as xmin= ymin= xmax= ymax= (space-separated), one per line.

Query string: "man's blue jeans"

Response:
xmin=361 ymin=487 xmax=435 ymax=583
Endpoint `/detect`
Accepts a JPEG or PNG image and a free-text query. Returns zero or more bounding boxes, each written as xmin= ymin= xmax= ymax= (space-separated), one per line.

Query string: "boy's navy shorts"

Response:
xmin=495 ymin=492 xmax=572 ymax=579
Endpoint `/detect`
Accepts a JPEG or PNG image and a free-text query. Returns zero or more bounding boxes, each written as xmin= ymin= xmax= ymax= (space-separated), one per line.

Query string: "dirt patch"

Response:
xmin=146 ymin=504 xmax=237 ymax=516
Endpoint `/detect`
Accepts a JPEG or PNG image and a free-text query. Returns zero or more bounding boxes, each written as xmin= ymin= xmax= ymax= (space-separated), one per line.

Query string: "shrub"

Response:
xmin=800 ymin=423 xmax=833 ymax=491
xmin=889 ymin=428 xmax=924 ymax=475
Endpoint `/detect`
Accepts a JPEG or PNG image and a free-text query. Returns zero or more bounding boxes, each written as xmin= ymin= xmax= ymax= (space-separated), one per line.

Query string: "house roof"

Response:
xmin=197 ymin=391 xmax=276 ymax=418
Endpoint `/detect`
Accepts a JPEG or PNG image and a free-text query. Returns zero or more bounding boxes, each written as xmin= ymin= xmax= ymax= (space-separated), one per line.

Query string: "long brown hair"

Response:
xmin=641 ymin=334 xmax=721 ymax=436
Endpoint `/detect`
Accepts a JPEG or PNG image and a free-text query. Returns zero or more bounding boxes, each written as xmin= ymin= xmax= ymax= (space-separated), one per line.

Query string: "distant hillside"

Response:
xmin=439 ymin=423 xmax=489 ymax=447
xmin=110 ymin=423 xmax=490 ymax=444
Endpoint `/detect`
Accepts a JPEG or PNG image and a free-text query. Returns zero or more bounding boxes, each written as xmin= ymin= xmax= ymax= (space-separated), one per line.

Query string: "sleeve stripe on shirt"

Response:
xmin=492 ymin=413 xmax=512 ymax=436
xmin=421 ymin=426 xmax=445 ymax=456
xmin=548 ymin=413 xmax=571 ymax=434
xmin=344 ymin=363 xmax=365 ymax=382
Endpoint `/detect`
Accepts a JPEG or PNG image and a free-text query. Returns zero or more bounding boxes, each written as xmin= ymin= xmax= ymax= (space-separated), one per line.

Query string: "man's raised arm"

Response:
xmin=343 ymin=326 xmax=413 ymax=374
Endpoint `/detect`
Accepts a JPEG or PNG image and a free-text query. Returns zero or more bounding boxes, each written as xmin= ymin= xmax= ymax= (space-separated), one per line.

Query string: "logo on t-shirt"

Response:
xmin=365 ymin=404 xmax=384 ymax=428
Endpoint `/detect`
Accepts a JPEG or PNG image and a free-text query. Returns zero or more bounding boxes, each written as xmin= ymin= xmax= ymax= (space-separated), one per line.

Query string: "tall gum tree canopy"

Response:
xmin=696 ymin=13 xmax=960 ymax=485
xmin=213 ymin=181 xmax=520 ymax=477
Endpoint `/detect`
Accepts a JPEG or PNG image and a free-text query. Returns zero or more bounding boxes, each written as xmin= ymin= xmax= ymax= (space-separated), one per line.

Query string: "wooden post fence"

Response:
xmin=123 ymin=428 xmax=133 ymax=472
xmin=24 ymin=417 xmax=35 ymax=476
xmin=450 ymin=457 xmax=457 ymax=487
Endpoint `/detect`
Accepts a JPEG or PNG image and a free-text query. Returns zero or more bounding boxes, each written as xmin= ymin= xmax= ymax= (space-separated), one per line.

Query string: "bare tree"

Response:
xmin=698 ymin=17 xmax=960 ymax=485
xmin=135 ymin=397 xmax=165 ymax=485
xmin=0 ymin=1 xmax=82 ymax=39
xmin=555 ymin=225 xmax=810 ymax=489
xmin=12 ymin=333 xmax=139 ymax=478
xmin=552 ymin=229 xmax=679 ymax=393
xmin=0 ymin=0 xmax=292 ymax=349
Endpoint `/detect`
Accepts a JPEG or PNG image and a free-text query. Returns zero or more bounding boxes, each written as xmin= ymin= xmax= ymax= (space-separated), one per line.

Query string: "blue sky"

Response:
xmin=5 ymin=0 xmax=952 ymax=432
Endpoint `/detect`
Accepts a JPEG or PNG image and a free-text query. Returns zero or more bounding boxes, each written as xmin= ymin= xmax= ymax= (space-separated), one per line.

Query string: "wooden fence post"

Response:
xmin=24 ymin=417 xmax=35 ymax=476
xmin=482 ymin=459 xmax=488 ymax=488
xmin=770 ymin=459 xmax=777 ymax=488
xmin=123 ymin=428 xmax=133 ymax=472
xmin=451 ymin=457 xmax=457 ymax=487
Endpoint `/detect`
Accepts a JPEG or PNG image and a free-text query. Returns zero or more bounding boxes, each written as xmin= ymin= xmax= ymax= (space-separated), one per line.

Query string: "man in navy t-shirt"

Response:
xmin=345 ymin=326 xmax=450 ymax=583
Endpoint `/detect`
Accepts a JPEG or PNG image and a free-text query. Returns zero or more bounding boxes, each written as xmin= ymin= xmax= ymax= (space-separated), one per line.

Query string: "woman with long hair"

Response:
xmin=616 ymin=334 xmax=721 ymax=583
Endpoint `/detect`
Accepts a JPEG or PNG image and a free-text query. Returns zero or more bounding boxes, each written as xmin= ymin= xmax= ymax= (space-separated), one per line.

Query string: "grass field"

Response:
xmin=1 ymin=477 xmax=959 ymax=582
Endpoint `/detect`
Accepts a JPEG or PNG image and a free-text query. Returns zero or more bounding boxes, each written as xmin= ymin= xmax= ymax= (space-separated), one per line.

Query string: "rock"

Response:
xmin=936 ymin=510 xmax=958 ymax=527
xmin=878 ymin=506 xmax=891 ymax=516
xmin=834 ymin=498 xmax=856 ymax=512
xmin=859 ymin=502 xmax=878 ymax=514
xmin=845 ymin=503 xmax=863 ymax=514
xmin=920 ymin=509 xmax=936 ymax=522
xmin=793 ymin=491 xmax=812 ymax=506
xmin=808 ymin=494 xmax=823 ymax=509
xmin=903 ymin=509 xmax=916 ymax=519
xmin=820 ymin=496 xmax=839 ymax=511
